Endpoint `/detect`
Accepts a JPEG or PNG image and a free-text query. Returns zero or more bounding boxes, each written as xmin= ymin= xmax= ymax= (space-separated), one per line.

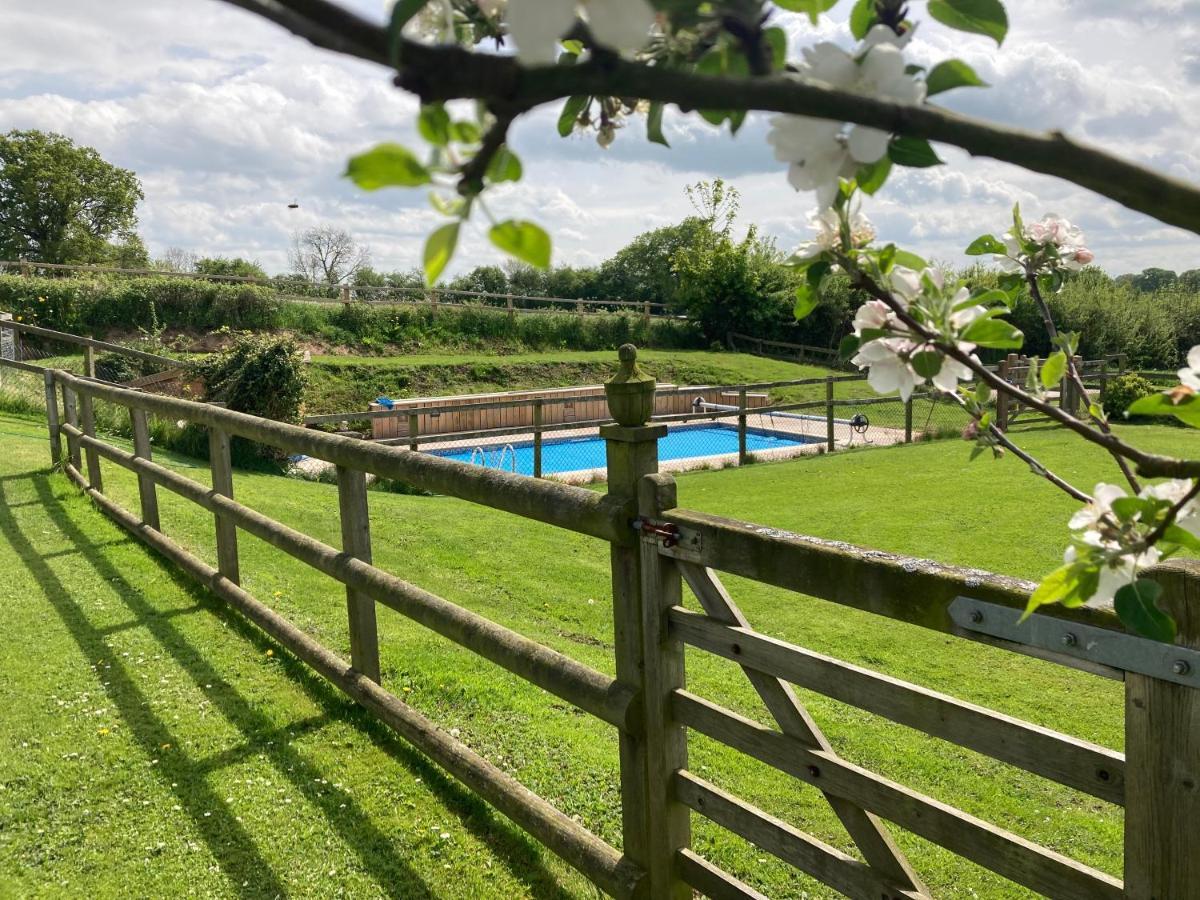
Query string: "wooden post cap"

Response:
xmin=605 ymin=344 xmax=656 ymax=426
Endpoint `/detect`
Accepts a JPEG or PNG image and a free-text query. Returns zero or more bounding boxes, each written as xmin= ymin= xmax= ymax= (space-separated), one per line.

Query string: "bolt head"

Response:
xmin=969 ymin=610 xmax=983 ymax=624
xmin=1173 ymin=660 xmax=1191 ymax=676
xmin=1061 ymin=632 xmax=1078 ymax=647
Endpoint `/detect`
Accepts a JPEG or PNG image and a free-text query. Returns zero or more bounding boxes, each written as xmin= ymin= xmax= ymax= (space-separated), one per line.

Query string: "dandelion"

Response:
xmin=265 ymin=649 xmax=274 ymax=658
xmin=98 ymin=728 xmax=110 ymax=735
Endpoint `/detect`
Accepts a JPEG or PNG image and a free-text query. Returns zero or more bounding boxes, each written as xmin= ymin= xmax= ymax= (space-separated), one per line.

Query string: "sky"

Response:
xmin=2 ymin=0 xmax=1199 ymax=278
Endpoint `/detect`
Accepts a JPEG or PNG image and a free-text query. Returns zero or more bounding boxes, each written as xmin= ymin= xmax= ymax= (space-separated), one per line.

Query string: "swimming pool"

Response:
xmin=428 ymin=422 xmax=819 ymax=476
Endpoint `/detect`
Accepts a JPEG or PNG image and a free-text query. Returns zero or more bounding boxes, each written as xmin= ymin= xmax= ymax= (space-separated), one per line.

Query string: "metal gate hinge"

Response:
xmin=632 ymin=518 xmax=702 ymax=553
xmin=950 ymin=596 xmax=1200 ymax=688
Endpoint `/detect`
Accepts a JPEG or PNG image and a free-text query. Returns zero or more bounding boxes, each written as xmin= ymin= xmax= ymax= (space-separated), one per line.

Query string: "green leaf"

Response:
xmin=893 ymin=250 xmax=928 ymax=270
xmin=561 ymin=39 xmax=584 ymax=55
xmin=925 ymin=58 xmax=989 ymax=96
xmin=974 ymin=380 xmax=991 ymax=404
xmin=1026 ymin=562 xmax=1096 ymax=615
xmin=772 ymin=0 xmax=837 ymax=23
xmin=449 ymin=121 xmax=481 ymax=144
xmin=849 ymin=0 xmax=877 ymax=38
xmin=418 ymin=104 xmax=452 ymax=146
xmin=388 ymin=0 xmax=429 ymax=65
xmin=1163 ymin=524 xmax=1200 ymax=554
xmin=1114 ymin=579 xmax=1176 ymax=643
xmin=423 ymin=223 xmax=459 ymax=285
xmin=838 ymin=334 xmax=861 ymax=359
xmin=911 ymin=351 xmax=943 ymax=378
xmin=489 ymin=219 xmax=551 ymax=269
xmin=1128 ymin=392 xmax=1200 ymax=427
xmin=794 ymin=284 xmax=819 ymax=320
xmin=428 ymin=191 xmax=465 ymax=216
xmin=345 ymin=143 xmax=431 ymax=190
xmin=1111 ymin=496 xmax=1161 ymax=522
xmin=889 ymin=137 xmax=943 ymax=168
xmin=557 ymin=96 xmax=589 ymax=138
xmin=964 ymin=288 xmax=1011 ymax=309
xmin=927 ymin=0 xmax=1009 ymax=46
xmin=486 ymin=145 xmax=523 ymax=183
xmin=961 ymin=317 xmax=1024 ymax=349
xmin=1041 ymin=351 xmax=1067 ymax=388
xmin=764 ymin=27 xmax=788 ymax=71
xmin=856 ymin=156 xmax=893 ymax=196
xmin=646 ymin=101 xmax=669 ymax=147
xmin=965 ymin=234 xmax=1006 ymax=256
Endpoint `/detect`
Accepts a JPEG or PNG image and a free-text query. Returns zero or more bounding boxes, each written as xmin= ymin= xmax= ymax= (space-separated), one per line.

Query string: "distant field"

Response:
xmin=3 ymin=411 xmax=1193 ymax=896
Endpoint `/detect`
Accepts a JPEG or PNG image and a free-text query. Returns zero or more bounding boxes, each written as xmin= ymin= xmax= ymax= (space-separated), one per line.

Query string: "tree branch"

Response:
xmin=457 ymin=110 xmax=518 ymax=197
xmin=213 ymin=0 xmax=1200 ymax=238
xmin=846 ymin=265 xmax=1200 ymax=480
xmin=1024 ymin=270 xmax=1141 ymax=494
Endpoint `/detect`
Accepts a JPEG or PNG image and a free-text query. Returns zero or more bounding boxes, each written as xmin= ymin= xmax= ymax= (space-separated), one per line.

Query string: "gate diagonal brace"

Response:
xmin=950 ymin=596 xmax=1200 ymax=688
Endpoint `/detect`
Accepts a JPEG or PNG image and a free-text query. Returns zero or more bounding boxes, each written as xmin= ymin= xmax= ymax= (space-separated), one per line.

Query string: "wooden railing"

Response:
xmin=5 ymin=345 xmax=1198 ymax=898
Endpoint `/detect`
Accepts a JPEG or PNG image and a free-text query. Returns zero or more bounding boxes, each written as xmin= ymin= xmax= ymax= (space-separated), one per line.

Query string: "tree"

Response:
xmin=0 ymin=130 xmax=143 ymax=263
xmin=595 ymin=218 xmax=709 ymax=306
xmin=1131 ymin=267 xmax=1178 ymax=293
xmin=155 ymin=247 xmax=198 ymax=273
xmin=288 ymin=226 xmax=370 ymax=285
xmin=449 ymin=264 xmax=509 ymax=294
xmin=195 ymin=256 xmax=268 ymax=279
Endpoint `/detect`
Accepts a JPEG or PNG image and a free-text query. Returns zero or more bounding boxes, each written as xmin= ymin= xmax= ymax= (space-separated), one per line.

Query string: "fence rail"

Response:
xmin=4 ymin=344 xmax=1197 ymax=898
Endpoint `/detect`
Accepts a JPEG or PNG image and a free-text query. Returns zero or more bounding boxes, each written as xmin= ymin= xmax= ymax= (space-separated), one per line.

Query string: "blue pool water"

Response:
xmin=429 ymin=423 xmax=818 ymax=476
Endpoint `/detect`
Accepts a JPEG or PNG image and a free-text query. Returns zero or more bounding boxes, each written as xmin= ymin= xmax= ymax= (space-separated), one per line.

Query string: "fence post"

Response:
xmin=1069 ymin=354 xmax=1084 ymax=415
xmin=430 ymin=290 xmax=438 ymax=317
xmin=84 ymin=344 xmax=96 ymax=379
xmin=643 ymin=300 xmax=650 ymax=324
xmin=337 ymin=466 xmax=381 ymax=683
xmin=1124 ymin=560 xmax=1200 ymax=898
xmin=996 ymin=356 xmax=1011 ymax=431
xmin=130 ymin=408 xmax=160 ymax=530
xmin=904 ymin=395 xmax=913 ymax=443
xmin=43 ymin=370 xmax=61 ymax=467
xmin=340 ymin=284 xmax=351 ymax=304
xmin=408 ymin=413 xmax=419 ymax=453
xmin=533 ymin=399 xmax=543 ymax=479
xmin=1098 ymin=356 xmax=1109 ymax=403
xmin=506 ymin=292 xmax=514 ymax=321
xmin=78 ymin=391 xmax=103 ymax=492
xmin=602 ymin=345 xmax=689 ymax=899
xmin=208 ymin=427 xmax=240 ymax=584
xmin=737 ymin=388 xmax=748 ymax=465
xmin=61 ymin=385 xmax=81 ymax=472
xmin=825 ymin=376 xmax=835 ymax=452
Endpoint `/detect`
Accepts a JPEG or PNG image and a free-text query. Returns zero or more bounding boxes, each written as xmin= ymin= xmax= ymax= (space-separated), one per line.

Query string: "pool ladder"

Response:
xmin=469 ymin=444 xmax=517 ymax=472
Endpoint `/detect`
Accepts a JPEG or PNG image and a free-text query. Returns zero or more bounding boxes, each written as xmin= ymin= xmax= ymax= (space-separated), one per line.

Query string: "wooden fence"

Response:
xmin=5 ymin=344 xmax=1199 ymax=898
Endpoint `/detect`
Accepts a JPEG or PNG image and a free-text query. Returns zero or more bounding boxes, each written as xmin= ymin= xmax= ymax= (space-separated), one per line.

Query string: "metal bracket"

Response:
xmin=632 ymin=518 xmax=702 ymax=554
xmin=950 ymin=596 xmax=1200 ymax=688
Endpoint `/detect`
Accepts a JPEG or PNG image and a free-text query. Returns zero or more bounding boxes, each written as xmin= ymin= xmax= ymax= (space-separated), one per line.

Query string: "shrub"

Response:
xmin=1104 ymin=373 xmax=1158 ymax=419
xmin=195 ymin=334 xmax=307 ymax=465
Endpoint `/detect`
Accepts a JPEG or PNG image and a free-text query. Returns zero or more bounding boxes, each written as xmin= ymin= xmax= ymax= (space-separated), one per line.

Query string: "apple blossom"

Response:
xmin=1141 ymin=478 xmax=1200 ymax=538
xmin=995 ymin=212 xmax=1094 ymax=274
xmin=789 ymin=206 xmax=876 ymax=262
xmin=1064 ymin=540 xmax=1162 ymax=609
xmin=1179 ymin=345 xmax=1200 ymax=391
xmin=505 ymin=0 xmax=656 ymax=64
xmin=767 ymin=38 xmax=925 ymax=209
xmin=1067 ymin=482 xmax=1127 ymax=531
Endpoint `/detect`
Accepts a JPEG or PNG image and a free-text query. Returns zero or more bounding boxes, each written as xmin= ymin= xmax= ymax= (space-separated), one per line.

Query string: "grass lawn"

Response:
xmin=1 ymin=411 xmax=1193 ymax=897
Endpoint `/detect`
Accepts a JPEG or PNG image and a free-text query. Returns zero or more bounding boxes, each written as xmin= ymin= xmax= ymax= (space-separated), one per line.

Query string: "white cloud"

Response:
xmin=1 ymin=0 xmax=1197 ymax=277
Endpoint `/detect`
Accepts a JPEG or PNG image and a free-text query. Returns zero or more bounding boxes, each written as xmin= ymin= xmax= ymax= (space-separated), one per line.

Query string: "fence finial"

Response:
xmin=605 ymin=344 xmax=655 ymax=426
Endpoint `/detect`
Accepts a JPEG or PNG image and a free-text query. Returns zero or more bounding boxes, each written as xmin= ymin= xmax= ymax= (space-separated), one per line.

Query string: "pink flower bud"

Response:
xmin=1073 ymin=248 xmax=1094 ymax=264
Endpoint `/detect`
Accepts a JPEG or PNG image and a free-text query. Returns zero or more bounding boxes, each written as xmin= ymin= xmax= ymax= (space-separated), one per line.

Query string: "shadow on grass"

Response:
xmin=1 ymin=467 xmax=575 ymax=900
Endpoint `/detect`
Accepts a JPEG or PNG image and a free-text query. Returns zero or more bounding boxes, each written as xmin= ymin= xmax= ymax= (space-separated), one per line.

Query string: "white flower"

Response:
xmin=997 ymin=212 xmax=1094 ymax=273
xmin=1068 ymin=482 xmax=1127 ymax=531
xmin=476 ymin=0 xmax=506 ymax=16
xmin=853 ymin=299 xmax=892 ymax=332
xmin=505 ymin=0 xmax=656 ymax=64
xmin=1064 ymin=541 xmax=1162 ymax=609
xmin=1179 ymin=345 xmax=1200 ymax=391
xmin=851 ymin=337 xmax=919 ymax=399
xmin=1141 ymin=478 xmax=1200 ymax=538
xmin=767 ymin=39 xmax=925 ymax=208
xmin=789 ymin=206 xmax=875 ymax=261
xmin=862 ymin=23 xmax=916 ymax=50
